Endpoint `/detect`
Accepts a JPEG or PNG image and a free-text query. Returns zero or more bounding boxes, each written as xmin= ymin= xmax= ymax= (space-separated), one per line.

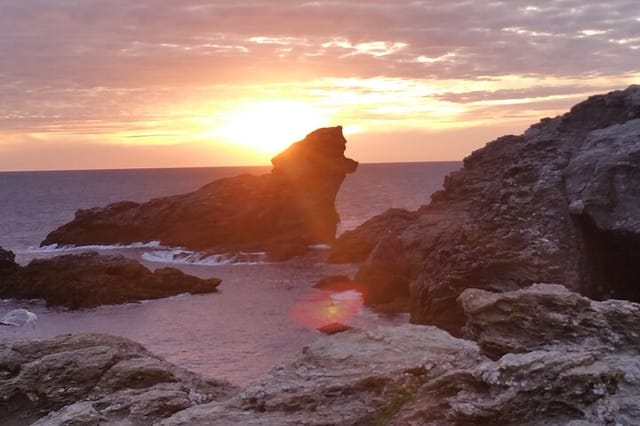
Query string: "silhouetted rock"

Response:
xmin=0 ymin=252 xmax=221 ymax=308
xmin=0 ymin=247 xmax=17 ymax=274
xmin=330 ymin=85 xmax=640 ymax=333
xmin=0 ymin=333 xmax=237 ymax=425
xmin=41 ymin=127 xmax=358 ymax=260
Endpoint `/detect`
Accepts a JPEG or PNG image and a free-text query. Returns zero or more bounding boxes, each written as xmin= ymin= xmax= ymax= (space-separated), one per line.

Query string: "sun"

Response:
xmin=205 ymin=100 xmax=331 ymax=154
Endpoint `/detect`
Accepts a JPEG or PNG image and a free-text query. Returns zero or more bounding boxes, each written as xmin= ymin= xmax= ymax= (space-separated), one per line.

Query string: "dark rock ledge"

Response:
xmin=0 ymin=247 xmax=221 ymax=309
xmin=41 ymin=126 xmax=358 ymax=261
xmin=4 ymin=284 xmax=640 ymax=425
xmin=330 ymin=85 xmax=640 ymax=333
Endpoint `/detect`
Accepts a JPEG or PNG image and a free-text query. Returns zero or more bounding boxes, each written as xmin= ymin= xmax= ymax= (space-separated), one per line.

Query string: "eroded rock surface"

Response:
xmin=4 ymin=285 xmax=640 ymax=425
xmin=0 ymin=249 xmax=221 ymax=308
xmin=0 ymin=333 xmax=237 ymax=426
xmin=159 ymin=284 xmax=640 ymax=425
xmin=41 ymin=126 xmax=358 ymax=260
xmin=331 ymin=85 xmax=640 ymax=333
xmin=160 ymin=324 xmax=482 ymax=426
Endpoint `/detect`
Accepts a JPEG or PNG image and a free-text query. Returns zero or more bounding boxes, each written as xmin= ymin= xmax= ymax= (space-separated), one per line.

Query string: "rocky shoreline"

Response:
xmin=2 ymin=86 xmax=640 ymax=424
xmin=3 ymin=283 xmax=640 ymax=425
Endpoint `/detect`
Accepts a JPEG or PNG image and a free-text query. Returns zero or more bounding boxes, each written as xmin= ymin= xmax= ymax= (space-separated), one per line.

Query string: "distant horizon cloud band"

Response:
xmin=1 ymin=0 xmax=639 ymax=171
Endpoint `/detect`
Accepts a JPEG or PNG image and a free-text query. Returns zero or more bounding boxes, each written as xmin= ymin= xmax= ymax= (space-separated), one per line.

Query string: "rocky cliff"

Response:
xmin=330 ymin=85 xmax=640 ymax=333
xmin=5 ymin=284 xmax=640 ymax=425
xmin=42 ymin=126 xmax=358 ymax=260
xmin=0 ymin=247 xmax=221 ymax=308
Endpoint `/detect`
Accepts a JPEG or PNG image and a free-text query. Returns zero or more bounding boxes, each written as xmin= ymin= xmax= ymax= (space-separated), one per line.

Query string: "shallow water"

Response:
xmin=0 ymin=162 xmax=458 ymax=385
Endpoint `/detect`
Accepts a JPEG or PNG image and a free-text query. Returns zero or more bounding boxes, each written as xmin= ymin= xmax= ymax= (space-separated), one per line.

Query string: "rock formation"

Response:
xmin=41 ymin=126 xmax=358 ymax=260
xmin=145 ymin=284 xmax=640 ymax=425
xmin=0 ymin=333 xmax=237 ymax=425
xmin=0 ymin=249 xmax=221 ymax=308
xmin=330 ymin=85 xmax=640 ymax=333
xmin=6 ymin=284 xmax=640 ymax=425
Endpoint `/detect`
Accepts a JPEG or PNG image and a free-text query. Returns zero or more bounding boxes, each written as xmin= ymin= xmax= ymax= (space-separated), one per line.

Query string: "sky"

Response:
xmin=1 ymin=0 xmax=639 ymax=171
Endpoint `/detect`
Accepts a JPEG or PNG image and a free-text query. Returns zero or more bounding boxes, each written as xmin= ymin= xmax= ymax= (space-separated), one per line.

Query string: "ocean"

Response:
xmin=0 ymin=162 xmax=460 ymax=385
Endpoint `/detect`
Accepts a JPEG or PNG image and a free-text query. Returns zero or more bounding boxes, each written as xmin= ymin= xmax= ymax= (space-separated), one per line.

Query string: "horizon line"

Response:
xmin=0 ymin=159 xmax=463 ymax=174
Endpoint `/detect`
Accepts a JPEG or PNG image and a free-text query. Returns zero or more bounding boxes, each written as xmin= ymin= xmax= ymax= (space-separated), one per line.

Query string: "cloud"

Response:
xmin=1 ymin=0 xmax=639 ymax=168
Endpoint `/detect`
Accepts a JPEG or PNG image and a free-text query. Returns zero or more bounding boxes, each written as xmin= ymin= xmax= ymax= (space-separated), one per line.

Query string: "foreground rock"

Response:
xmin=0 ymin=334 xmax=237 ymax=425
xmin=4 ymin=284 xmax=640 ymax=424
xmin=0 ymin=249 xmax=221 ymax=308
xmin=160 ymin=284 xmax=640 ymax=425
xmin=331 ymin=85 xmax=640 ymax=332
xmin=42 ymin=126 xmax=358 ymax=260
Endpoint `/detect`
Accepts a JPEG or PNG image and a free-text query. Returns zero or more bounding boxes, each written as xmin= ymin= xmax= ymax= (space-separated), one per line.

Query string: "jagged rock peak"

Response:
xmin=41 ymin=126 xmax=358 ymax=260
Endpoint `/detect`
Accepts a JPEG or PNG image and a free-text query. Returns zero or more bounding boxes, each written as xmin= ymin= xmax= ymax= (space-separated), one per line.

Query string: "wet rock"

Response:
xmin=329 ymin=85 xmax=640 ymax=333
xmin=312 ymin=274 xmax=353 ymax=289
xmin=0 ymin=333 xmax=237 ymax=425
xmin=317 ymin=322 xmax=353 ymax=335
xmin=42 ymin=127 xmax=358 ymax=260
xmin=0 ymin=252 xmax=221 ymax=309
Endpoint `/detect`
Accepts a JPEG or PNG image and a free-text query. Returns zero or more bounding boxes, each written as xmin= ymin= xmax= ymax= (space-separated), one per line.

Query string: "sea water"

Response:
xmin=0 ymin=162 xmax=460 ymax=385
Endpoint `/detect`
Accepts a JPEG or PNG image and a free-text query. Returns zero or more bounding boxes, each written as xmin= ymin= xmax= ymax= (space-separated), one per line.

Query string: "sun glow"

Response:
xmin=204 ymin=100 xmax=331 ymax=154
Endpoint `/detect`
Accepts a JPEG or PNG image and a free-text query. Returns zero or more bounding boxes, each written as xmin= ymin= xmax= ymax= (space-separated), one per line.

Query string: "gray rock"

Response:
xmin=160 ymin=284 xmax=640 ymax=425
xmin=0 ymin=333 xmax=237 ymax=425
xmin=160 ymin=324 xmax=482 ymax=426
xmin=330 ymin=85 xmax=640 ymax=333
xmin=41 ymin=127 xmax=358 ymax=260
xmin=458 ymin=283 xmax=640 ymax=357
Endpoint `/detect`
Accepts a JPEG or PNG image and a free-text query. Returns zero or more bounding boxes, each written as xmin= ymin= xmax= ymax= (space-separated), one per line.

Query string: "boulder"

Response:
xmin=0 ymin=333 xmax=237 ymax=425
xmin=41 ymin=127 xmax=358 ymax=260
xmin=330 ymin=85 xmax=640 ymax=334
xmin=354 ymin=235 xmax=411 ymax=307
xmin=458 ymin=283 xmax=640 ymax=358
xmin=0 ymin=252 xmax=221 ymax=309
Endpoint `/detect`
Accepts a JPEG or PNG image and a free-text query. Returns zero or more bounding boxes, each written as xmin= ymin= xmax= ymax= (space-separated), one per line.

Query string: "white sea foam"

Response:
xmin=308 ymin=244 xmax=331 ymax=250
xmin=141 ymin=249 xmax=268 ymax=266
xmin=329 ymin=290 xmax=363 ymax=302
xmin=23 ymin=241 xmax=163 ymax=254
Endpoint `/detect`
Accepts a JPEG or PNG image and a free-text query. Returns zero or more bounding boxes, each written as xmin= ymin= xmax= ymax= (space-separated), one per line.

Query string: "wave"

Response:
xmin=23 ymin=241 xmax=163 ymax=254
xmin=141 ymin=249 xmax=268 ymax=266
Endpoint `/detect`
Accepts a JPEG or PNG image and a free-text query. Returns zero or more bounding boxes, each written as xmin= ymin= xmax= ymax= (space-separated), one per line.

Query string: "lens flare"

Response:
xmin=289 ymin=290 xmax=363 ymax=330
